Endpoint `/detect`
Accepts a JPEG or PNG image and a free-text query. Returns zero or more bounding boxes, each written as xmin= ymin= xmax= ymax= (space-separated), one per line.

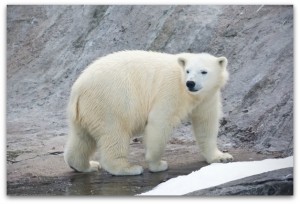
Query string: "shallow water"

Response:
xmin=7 ymin=162 xmax=203 ymax=196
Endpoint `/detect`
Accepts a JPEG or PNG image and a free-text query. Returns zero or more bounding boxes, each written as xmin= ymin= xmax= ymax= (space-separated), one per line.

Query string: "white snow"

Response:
xmin=139 ymin=156 xmax=293 ymax=196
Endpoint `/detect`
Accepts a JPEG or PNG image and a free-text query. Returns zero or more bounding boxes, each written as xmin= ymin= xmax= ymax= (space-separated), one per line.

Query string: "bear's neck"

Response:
xmin=186 ymin=87 xmax=220 ymax=107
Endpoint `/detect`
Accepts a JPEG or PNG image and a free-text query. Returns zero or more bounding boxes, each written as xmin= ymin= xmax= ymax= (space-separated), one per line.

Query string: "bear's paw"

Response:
xmin=109 ymin=165 xmax=144 ymax=176
xmin=206 ymin=152 xmax=234 ymax=164
xmin=149 ymin=160 xmax=168 ymax=172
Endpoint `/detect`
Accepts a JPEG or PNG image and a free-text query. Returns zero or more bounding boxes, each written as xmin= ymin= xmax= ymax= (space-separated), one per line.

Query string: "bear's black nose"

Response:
xmin=186 ymin=81 xmax=195 ymax=89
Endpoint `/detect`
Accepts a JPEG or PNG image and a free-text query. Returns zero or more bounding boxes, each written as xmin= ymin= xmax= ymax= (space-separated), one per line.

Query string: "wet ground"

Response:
xmin=7 ymin=162 xmax=202 ymax=196
xmin=7 ymin=145 xmax=274 ymax=196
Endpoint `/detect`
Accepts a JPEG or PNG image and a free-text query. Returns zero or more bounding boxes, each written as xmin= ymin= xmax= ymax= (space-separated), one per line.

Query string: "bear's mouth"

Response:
xmin=188 ymin=88 xmax=198 ymax=92
xmin=187 ymin=87 xmax=202 ymax=93
xmin=188 ymin=85 xmax=202 ymax=92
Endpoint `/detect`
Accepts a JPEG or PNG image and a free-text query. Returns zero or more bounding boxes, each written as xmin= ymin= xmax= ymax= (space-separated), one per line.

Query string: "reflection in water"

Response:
xmin=64 ymin=162 xmax=203 ymax=196
xmin=7 ymin=162 xmax=203 ymax=196
xmin=65 ymin=170 xmax=171 ymax=195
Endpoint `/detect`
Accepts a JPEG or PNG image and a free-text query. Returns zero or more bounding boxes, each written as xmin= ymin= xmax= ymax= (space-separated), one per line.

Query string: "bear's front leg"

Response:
xmin=144 ymin=112 xmax=172 ymax=172
xmin=191 ymin=100 xmax=233 ymax=164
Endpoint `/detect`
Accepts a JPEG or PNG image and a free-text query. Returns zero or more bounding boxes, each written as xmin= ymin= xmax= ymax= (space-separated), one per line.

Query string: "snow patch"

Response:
xmin=139 ymin=156 xmax=293 ymax=196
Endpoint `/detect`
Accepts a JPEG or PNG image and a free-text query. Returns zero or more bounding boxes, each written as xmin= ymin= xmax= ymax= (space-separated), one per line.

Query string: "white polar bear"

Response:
xmin=64 ymin=50 xmax=233 ymax=176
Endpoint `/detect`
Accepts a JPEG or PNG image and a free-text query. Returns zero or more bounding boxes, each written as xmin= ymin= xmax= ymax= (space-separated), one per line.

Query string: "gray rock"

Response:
xmin=185 ymin=167 xmax=293 ymax=196
xmin=7 ymin=5 xmax=293 ymax=154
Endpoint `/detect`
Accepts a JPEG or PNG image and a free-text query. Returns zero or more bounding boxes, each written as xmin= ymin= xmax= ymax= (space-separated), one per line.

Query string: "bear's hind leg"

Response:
xmin=64 ymin=125 xmax=100 ymax=172
xmin=98 ymin=133 xmax=143 ymax=176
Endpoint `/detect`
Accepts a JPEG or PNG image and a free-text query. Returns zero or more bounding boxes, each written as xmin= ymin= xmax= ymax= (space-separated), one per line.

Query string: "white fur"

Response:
xmin=64 ymin=50 xmax=233 ymax=176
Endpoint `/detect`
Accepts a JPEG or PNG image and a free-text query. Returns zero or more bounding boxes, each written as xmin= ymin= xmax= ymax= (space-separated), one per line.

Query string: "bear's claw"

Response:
xmin=206 ymin=152 xmax=234 ymax=164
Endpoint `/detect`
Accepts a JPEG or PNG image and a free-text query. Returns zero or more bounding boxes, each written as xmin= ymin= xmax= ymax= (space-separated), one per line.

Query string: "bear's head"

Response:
xmin=177 ymin=53 xmax=229 ymax=95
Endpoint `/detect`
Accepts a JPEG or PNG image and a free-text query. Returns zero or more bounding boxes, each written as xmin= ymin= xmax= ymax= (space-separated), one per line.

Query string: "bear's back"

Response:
xmin=89 ymin=50 xmax=177 ymax=73
xmin=74 ymin=50 xmax=182 ymax=97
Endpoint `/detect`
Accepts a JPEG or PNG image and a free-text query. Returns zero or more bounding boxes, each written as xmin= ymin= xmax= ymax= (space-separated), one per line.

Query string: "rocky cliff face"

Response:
xmin=7 ymin=5 xmax=293 ymax=194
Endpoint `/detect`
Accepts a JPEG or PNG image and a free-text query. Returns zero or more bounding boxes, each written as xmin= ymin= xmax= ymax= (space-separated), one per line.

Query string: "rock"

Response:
xmin=185 ymin=167 xmax=293 ymax=196
xmin=208 ymin=6 xmax=293 ymax=157
xmin=223 ymin=28 xmax=238 ymax=37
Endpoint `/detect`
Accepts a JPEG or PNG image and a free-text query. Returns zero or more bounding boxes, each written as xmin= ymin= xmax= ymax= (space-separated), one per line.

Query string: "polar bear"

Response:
xmin=64 ymin=50 xmax=233 ymax=176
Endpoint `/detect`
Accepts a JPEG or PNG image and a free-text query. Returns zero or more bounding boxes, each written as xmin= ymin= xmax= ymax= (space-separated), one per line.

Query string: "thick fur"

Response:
xmin=64 ymin=50 xmax=233 ymax=176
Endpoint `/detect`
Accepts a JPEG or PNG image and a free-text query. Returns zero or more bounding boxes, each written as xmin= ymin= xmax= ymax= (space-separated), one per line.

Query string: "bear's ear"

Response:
xmin=178 ymin=57 xmax=186 ymax=68
xmin=218 ymin=56 xmax=228 ymax=68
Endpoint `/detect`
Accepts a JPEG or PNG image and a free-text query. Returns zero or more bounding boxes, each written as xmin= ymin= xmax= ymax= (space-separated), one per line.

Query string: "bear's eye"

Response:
xmin=186 ymin=70 xmax=190 ymax=74
xmin=201 ymin=71 xmax=207 ymax=75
